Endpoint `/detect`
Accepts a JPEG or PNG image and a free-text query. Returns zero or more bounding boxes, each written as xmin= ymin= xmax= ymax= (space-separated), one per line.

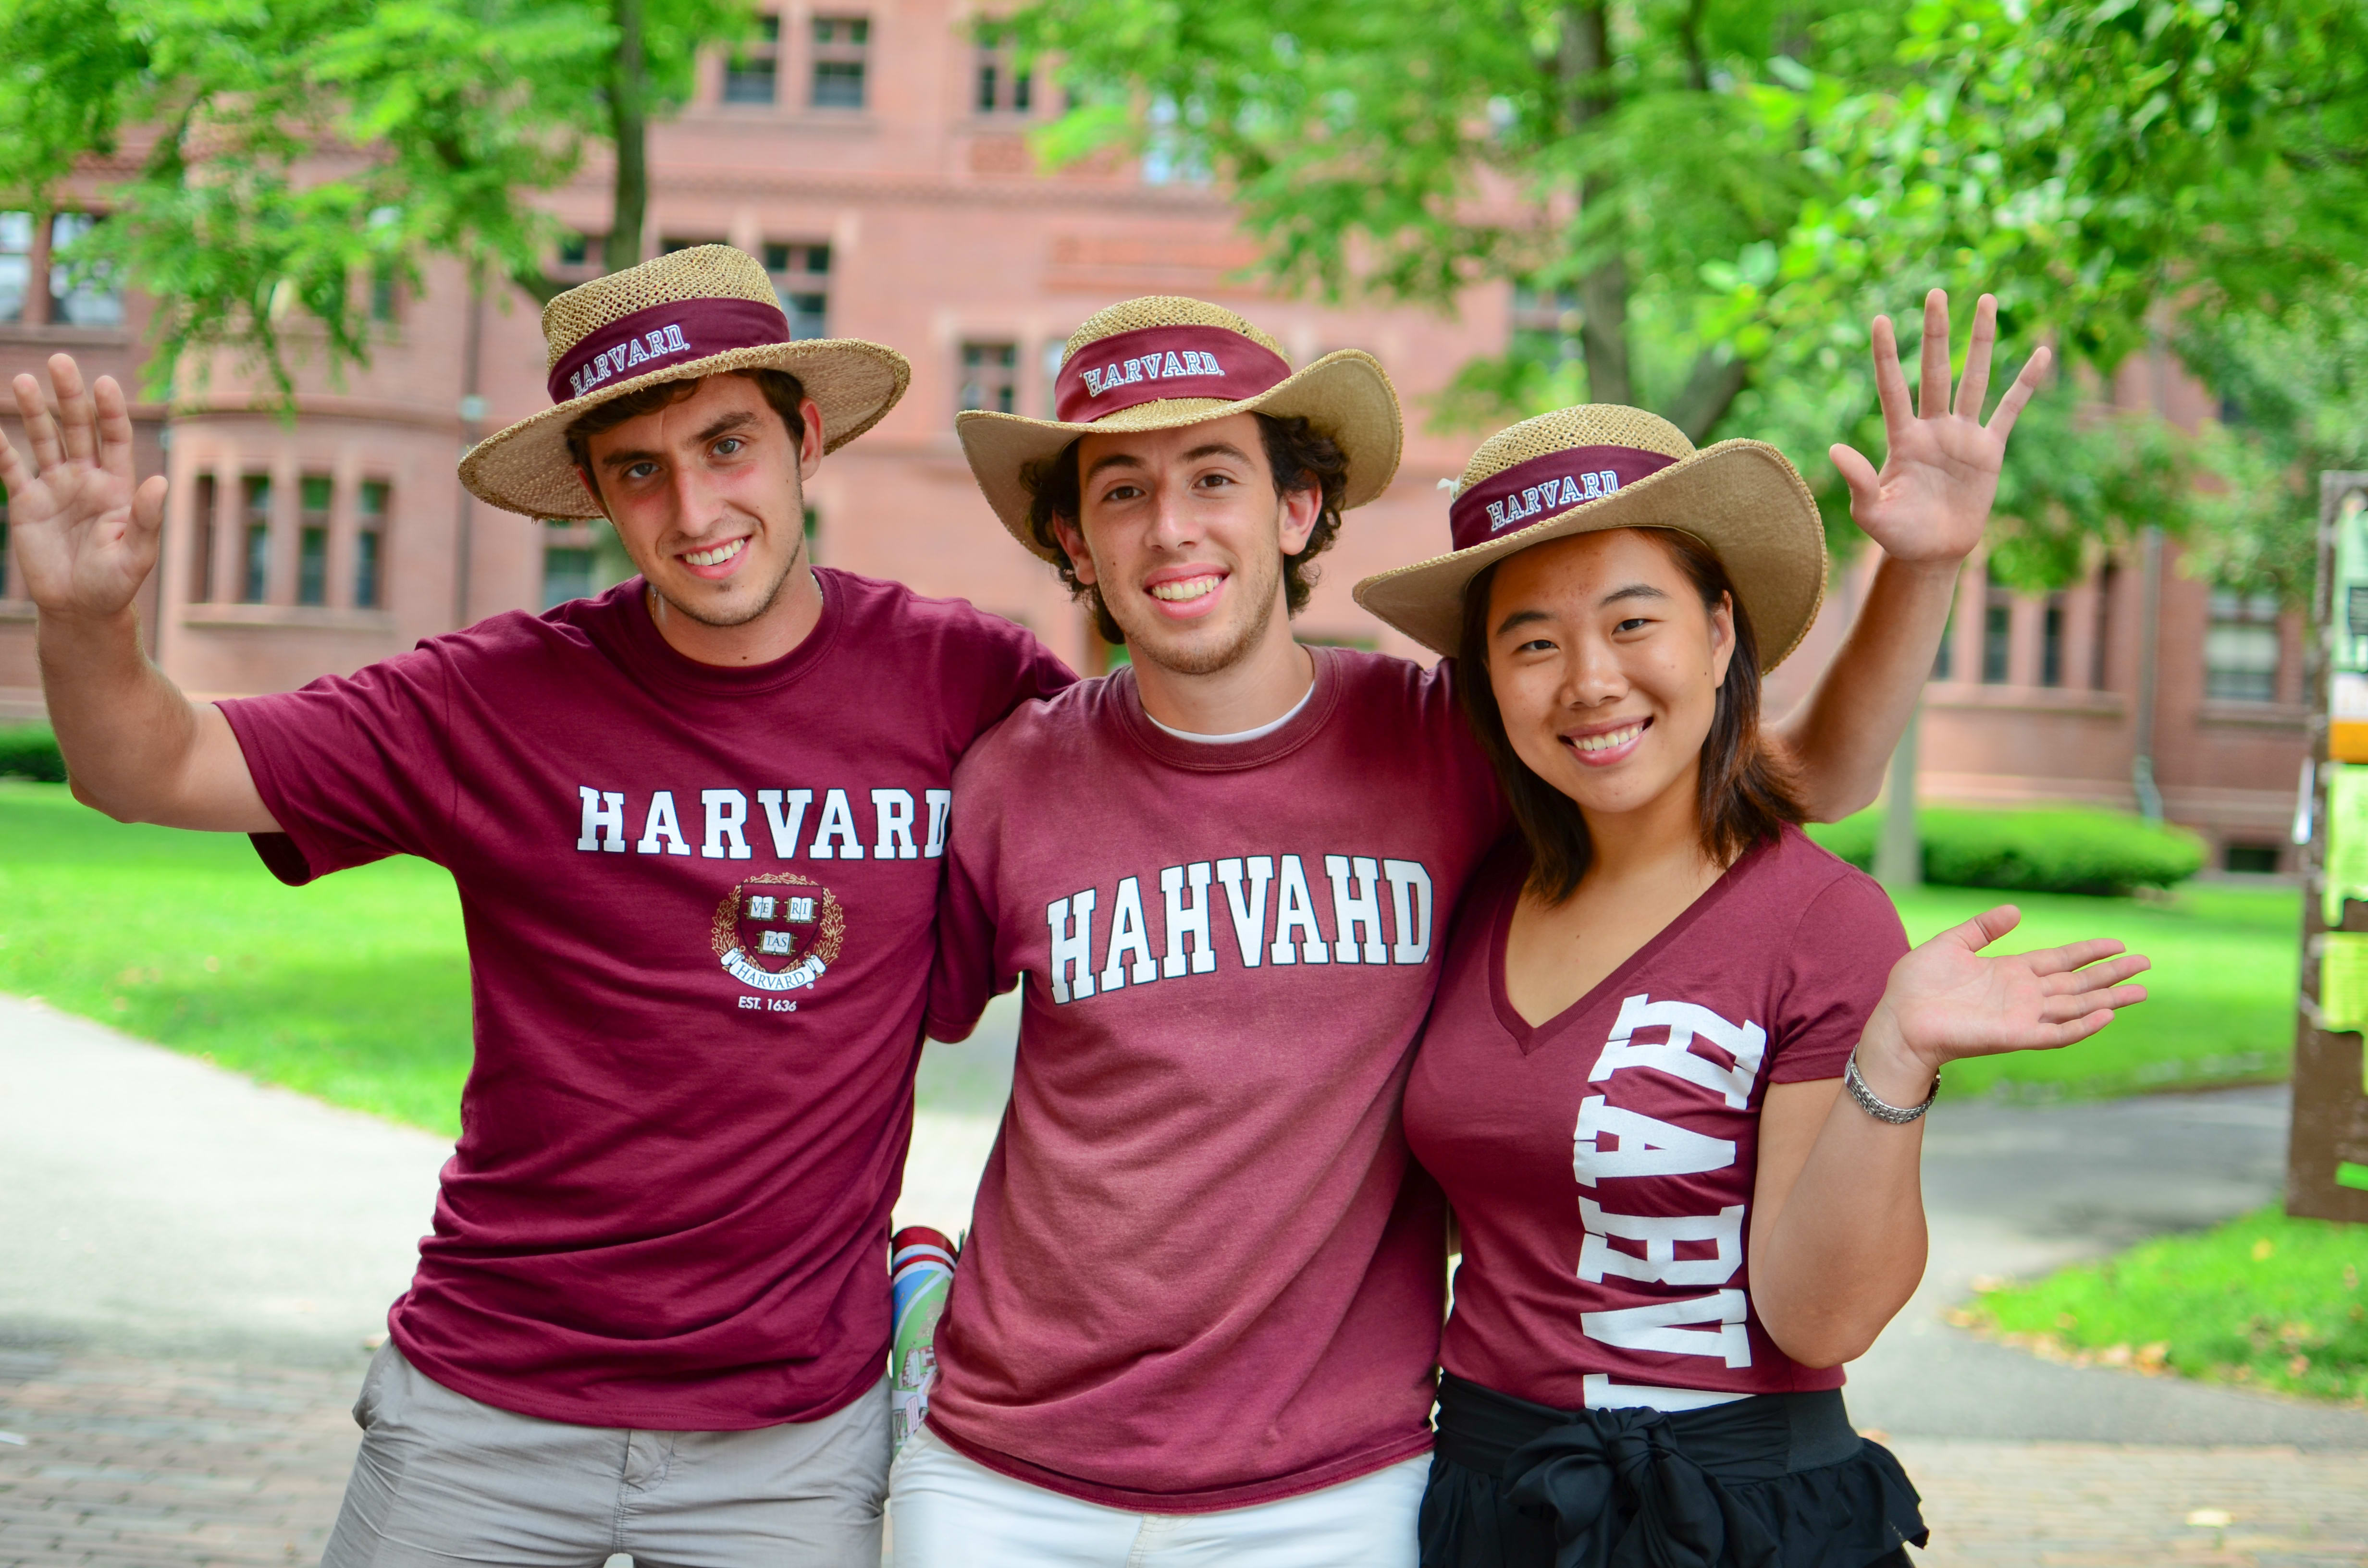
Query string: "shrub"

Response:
xmin=0 ymin=723 xmax=66 ymax=783
xmin=1809 ymin=805 xmax=2205 ymax=895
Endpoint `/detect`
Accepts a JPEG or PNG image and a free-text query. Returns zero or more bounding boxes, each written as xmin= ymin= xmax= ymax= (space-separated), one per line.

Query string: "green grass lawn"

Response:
xmin=1965 ymin=1206 xmax=2368 ymax=1405
xmin=0 ymin=781 xmax=472 ymax=1135
xmin=0 ymin=782 xmax=2306 ymax=1130
xmin=1886 ymin=883 xmax=2301 ymax=1102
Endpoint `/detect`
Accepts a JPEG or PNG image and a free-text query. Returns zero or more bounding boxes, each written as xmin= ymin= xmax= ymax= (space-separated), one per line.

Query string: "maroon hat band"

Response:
xmin=549 ymin=296 xmax=792 ymax=405
xmin=1053 ymin=325 xmax=1294 ymax=424
xmin=1448 ymin=445 xmax=1682 ymax=552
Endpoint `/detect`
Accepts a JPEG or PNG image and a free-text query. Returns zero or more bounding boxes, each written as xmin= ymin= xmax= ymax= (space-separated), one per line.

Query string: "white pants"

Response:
xmin=888 ymin=1426 xmax=1426 ymax=1568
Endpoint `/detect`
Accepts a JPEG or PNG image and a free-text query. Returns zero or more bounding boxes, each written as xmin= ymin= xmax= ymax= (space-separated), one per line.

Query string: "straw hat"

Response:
xmin=1352 ymin=405 xmax=1827 ymax=668
xmin=459 ymin=245 xmax=911 ymax=519
xmin=957 ymin=296 xmax=1403 ymax=556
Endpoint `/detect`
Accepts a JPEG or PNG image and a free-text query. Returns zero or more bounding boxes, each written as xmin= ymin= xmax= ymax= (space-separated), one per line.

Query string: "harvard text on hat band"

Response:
xmin=1449 ymin=444 xmax=1682 ymax=552
xmin=1050 ymin=323 xmax=1295 ymax=423
xmin=545 ymin=296 xmax=793 ymax=406
xmin=569 ymin=325 xmax=692 ymax=399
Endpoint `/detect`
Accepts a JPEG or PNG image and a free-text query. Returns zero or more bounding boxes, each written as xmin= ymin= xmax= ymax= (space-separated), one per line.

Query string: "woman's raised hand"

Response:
xmin=1830 ymin=290 xmax=2050 ymax=568
xmin=0 ymin=354 xmax=170 ymax=623
xmin=1857 ymin=905 xmax=2150 ymax=1094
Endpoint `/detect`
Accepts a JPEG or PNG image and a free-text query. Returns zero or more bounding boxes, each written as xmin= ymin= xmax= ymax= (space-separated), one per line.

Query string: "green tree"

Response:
xmin=0 ymin=0 xmax=749 ymax=396
xmin=1011 ymin=0 xmax=2368 ymax=573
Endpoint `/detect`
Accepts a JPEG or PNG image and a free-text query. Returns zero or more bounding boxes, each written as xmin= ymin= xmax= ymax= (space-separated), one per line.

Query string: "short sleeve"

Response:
xmin=216 ymin=644 xmax=460 ymax=885
xmin=1766 ymin=871 xmax=1908 ymax=1084
xmin=924 ymin=762 xmax=1007 ymax=1043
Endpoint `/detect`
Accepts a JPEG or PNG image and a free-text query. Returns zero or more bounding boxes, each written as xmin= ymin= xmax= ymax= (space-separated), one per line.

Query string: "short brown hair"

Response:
xmin=1020 ymin=413 xmax=1349 ymax=646
xmin=1456 ymin=528 xmax=1804 ymax=904
xmin=563 ymin=368 xmax=810 ymax=499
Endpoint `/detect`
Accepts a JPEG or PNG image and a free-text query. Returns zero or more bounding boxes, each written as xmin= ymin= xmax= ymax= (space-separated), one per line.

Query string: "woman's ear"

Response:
xmin=1707 ymin=591 xmax=1738 ymax=686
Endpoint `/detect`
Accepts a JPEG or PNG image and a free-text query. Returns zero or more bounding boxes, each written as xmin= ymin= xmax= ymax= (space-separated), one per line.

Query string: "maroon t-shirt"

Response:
xmin=1403 ymin=826 xmax=1905 ymax=1412
xmin=218 ymin=570 xmax=1071 ymax=1430
xmin=923 ymin=648 xmax=1508 ymax=1511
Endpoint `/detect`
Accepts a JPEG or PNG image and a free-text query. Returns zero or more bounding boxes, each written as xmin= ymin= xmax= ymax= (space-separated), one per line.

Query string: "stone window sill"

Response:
xmin=2197 ymin=700 xmax=2309 ymax=729
xmin=1925 ymin=682 xmax=2125 ymax=717
xmin=180 ymin=603 xmax=397 ymax=632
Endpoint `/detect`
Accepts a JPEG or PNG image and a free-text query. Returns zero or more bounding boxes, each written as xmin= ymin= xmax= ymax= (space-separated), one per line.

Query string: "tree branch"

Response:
xmin=1665 ymin=348 xmax=1749 ymax=443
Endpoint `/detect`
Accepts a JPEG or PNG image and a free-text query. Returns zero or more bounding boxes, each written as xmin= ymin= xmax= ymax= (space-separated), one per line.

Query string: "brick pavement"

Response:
xmin=0 ymin=1349 xmax=358 ymax=1568
xmin=4 ymin=1347 xmax=2365 ymax=1568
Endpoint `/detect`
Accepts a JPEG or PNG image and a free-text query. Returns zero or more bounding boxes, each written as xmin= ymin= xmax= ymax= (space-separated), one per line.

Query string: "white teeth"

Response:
xmin=1571 ymin=723 xmax=1645 ymax=753
xmin=683 ymin=538 xmax=746 ymax=567
xmin=1149 ymin=576 xmax=1221 ymax=603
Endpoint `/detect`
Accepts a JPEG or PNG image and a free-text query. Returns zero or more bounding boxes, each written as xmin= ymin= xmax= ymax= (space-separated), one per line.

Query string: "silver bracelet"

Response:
xmin=1844 ymin=1050 xmax=1939 ymax=1124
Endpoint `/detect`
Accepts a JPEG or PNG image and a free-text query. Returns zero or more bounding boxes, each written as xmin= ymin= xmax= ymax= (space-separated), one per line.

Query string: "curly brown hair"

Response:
xmin=1021 ymin=413 xmax=1350 ymax=646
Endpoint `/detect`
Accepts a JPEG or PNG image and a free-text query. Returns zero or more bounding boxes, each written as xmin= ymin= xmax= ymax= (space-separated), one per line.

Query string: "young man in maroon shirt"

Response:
xmin=897 ymin=292 xmax=2044 ymax=1564
xmin=3 ymin=246 xmax=1070 ymax=1567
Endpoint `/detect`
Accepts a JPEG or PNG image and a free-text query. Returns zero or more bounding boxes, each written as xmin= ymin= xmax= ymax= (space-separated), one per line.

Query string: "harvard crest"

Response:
xmin=711 ymin=871 xmax=847 ymax=992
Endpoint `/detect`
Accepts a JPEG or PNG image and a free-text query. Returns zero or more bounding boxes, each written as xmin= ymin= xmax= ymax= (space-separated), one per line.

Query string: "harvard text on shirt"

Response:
xmin=1043 ymin=854 xmax=1435 ymax=1004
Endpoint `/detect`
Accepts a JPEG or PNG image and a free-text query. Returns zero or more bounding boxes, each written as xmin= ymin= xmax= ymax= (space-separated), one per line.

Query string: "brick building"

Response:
xmin=0 ymin=0 xmax=2305 ymax=868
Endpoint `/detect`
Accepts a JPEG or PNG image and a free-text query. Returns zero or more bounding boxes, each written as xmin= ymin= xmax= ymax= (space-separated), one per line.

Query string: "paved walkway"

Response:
xmin=3 ymin=991 xmax=2364 ymax=1567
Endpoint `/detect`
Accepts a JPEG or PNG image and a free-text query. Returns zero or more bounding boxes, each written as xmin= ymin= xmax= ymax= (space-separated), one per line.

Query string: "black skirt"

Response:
xmin=1420 ymin=1372 xmax=1927 ymax=1568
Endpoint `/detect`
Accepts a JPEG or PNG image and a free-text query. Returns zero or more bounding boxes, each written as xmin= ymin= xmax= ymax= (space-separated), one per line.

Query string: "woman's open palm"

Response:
xmin=1875 ymin=906 xmax=2150 ymax=1075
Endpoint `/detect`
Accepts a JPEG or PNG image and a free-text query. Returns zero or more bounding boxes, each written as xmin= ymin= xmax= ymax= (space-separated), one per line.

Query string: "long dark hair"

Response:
xmin=1456 ymin=528 xmax=1805 ymax=904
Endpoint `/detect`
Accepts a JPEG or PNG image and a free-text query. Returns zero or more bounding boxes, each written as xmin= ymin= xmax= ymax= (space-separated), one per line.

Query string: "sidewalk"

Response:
xmin=3 ymin=990 xmax=2364 ymax=1567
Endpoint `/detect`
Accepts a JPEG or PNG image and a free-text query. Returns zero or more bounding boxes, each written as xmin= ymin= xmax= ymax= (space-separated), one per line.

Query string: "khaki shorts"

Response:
xmin=322 ymin=1343 xmax=888 ymax=1568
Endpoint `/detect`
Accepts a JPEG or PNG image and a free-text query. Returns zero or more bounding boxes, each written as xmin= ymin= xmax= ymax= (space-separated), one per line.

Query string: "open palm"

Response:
xmin=1 ymin=355 xmax=170 ymax=620
xmin=1874 ymin=906 xmax=2151 ymax=1078
xmin=1831 ymin=291 xmax=2052 ymax=567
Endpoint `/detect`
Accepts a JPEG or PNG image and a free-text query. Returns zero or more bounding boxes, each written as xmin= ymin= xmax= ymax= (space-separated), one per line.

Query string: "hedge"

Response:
xmin=0 ymin=724 xmax=66 ymax=783
xmin=1808 ymin=805 xmax=2206 ymax=896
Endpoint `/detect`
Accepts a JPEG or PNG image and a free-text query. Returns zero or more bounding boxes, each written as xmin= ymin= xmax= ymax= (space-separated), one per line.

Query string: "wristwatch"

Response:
xmin=1844 ymin=1050 xmax=1939 ymax=1124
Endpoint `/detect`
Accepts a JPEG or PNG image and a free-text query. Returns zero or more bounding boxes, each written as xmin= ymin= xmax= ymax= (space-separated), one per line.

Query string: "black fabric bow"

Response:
xmin=1504 ymin=1407 xmax=1783 ymax=1568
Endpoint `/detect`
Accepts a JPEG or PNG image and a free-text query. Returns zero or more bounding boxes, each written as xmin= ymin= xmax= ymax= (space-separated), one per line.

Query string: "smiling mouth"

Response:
xmin=1148 ymin=575 xmax=1223 ymax=604
xmin=1566 ymin=719 xmax=1649 ymax=754
xmin=681 ymin=538 xmax=747 ymax=569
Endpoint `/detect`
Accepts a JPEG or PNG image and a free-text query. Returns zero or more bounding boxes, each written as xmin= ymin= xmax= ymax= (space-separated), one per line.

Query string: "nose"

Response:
xmin=1145 ymin=473 xmax=1203 ymax=552
xmin=1559 ymin=630 xmax=1628 ymax=709
xmin=666 ymin=460 xmax=728 ymax=541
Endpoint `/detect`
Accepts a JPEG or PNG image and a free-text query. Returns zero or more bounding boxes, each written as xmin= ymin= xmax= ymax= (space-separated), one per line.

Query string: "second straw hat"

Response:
xmin=459 ymin=245 xmax=911 ymax=520
xmin=1353 ymin=405 xmax=1828 ymax=667
xmin=957 ymin=296 xmax=1404 ymax=554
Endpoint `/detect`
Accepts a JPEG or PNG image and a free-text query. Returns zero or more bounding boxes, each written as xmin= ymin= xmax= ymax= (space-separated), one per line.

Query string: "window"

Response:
xmin=2205 ymin=589 xmax=2282 ymax=702
xmin=959 ymin=342 xmax=1018 ymax=415
xmin=1980 ymin=567 xmax=2011 ymax=684
xmin=1511 ymin=284 xmax=1582 ymax=369
xmin=370 ymin=263 xmax=399 ymax=324
xmin=761 ymin=243 xmax=830 ymax=339
xmin=48 ymin=213 xmax=122 ymax=328
xmin=2040 ymin=592 xmax=2066 ymax=688
xmin=554 ymin=231 xmax=605 ymax=280
xmin=543 ymin=546 xmax=596 ymax=609
xmin=190 ymin=474 xmax=217 ymax=603
xmin=1044 ymin=340 xmax=1066 ymax=417
xmin=662 ymin=235 xmax=728 ymax=256
xmin=0 ymin=211 xmax=30 ymax=325
xmin=2092 ymin=564 xmax=2116 ymax=689
xmin=725 ymin=14 xmax=780 ymax=104
xmin=296 ymin=476 xmax=332 ymax=606
xmin=2224 ymin=842 xmax=2281 ymax=874
xmin=356 ymin=481 xmax=388 ymax=608
xmin=976 ymin=44 xmax=1032 ymax=113
xmin=1932 ymin=611 xmax=1952 ymax=681
xmin=240 ymin=476 xmax=271 ymax=602
xmin=811 ymin=16 xmax=869 ymax=108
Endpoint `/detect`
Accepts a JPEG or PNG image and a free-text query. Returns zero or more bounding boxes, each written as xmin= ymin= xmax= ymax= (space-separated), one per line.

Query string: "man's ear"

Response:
xmin=1278 ymin=482 xmax=1322 ymax=559
xmin=797 ymin=396 xmax=825 ymax=481
xmin=1050 ymin=515 xmax=1098 ymax=587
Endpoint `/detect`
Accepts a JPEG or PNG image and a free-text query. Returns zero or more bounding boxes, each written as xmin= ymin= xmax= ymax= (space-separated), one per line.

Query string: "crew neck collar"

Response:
xmin=1143 ymin=680 xmax=1316 ymax=745
xmin=608 ymin=567 xmax=844 ymax=696
xmin=1113 ymin=645 xmax=1343 ymax=771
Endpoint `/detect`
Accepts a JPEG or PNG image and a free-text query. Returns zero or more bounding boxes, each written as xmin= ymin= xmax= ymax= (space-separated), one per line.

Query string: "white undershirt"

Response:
xmin=1144 ymin=681 xmax=1315 ymax=746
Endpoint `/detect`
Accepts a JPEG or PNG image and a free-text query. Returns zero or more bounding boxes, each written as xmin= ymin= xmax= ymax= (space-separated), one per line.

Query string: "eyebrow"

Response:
xmin=598 ymin=411 xmax=761 ymax=471
xmin=1491 ymin=582 xmax=1671 ymax=639
xmin=1082 ymin=441 xmax=1257 ymax=486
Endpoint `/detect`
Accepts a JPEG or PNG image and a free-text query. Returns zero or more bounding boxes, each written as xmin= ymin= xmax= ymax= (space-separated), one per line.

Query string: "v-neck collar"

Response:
xmin=1487 ymin=834 xmax=1776 ymax=1057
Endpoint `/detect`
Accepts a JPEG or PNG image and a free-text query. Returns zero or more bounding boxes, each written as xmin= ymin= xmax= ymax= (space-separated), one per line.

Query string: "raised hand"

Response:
xmin=1830 ymin=291 xmax=2050 ymax=567
xmin=0 ymin=354 xmax=170 ymax=621
xmin=1860 ymin=906 xmax=2150 ymax=1095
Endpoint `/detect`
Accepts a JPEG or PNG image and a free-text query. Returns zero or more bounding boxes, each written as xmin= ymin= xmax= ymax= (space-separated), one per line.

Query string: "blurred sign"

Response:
xmin=2294 ymin=472 xmax=2368 ymax=1222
